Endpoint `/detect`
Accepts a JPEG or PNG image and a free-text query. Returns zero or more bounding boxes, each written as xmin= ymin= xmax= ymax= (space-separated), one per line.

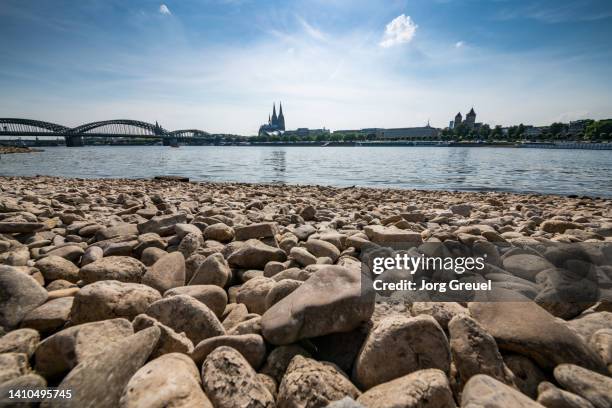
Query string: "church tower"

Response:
xmin=271 ymin=103 xmax=278 ymax=126
xmin=454 ymin=112 xmax=463 ymax=126
xmin=465 ymin=107 xmax=476 ymax=129
xmin=278 ymin=103 xmax=285 ymax=130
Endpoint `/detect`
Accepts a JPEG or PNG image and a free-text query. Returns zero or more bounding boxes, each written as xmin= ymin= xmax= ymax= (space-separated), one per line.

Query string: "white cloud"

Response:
xmin=379 ymin=14 xmax=417 ymax=48
xmin=455 ymin=41 xmax=465 ymax=48
xmin=159 ymin=4 xmax=171 ymax=16
xmin=297 ymin=16 xmax=326 ymax=41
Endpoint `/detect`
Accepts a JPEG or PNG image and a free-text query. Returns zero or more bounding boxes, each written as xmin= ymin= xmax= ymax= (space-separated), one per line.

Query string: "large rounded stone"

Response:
xmin=35 ymin=318 xmax=134 ymax=381
xmin=228 ymin=239 xmax=287 ymax=269
xmin=132 ymin=314 xmax=194 ymax=358
xmin=353 ymin=315 xmax=451 ymax=390
xmin=261 ymin=265 xmax=375 ymax=345
xmin=201 ymin=346 xmax=274 ymax=408
xmin=260 ymin=345 xmax=311 ymax=384
xmin=0 ymin=265 xmax=48 ymax=329
xmin=554 ymin=364 xmax=612 ymax=408
xmin=70 ymin=280 xmax=161 ymax=325
xmin=145 ymin=294 xmax=225 ymax=344
xmin=45 ymin=326 xmax=160 ymax=408
xmin=164 ymin=285 xmax=227 ymax=318
xmin=79 ymin=256 xmax=147 ymax=284
xmin=142 ymin=252 xmax=185 ymax=293
xmin=203 ymin=223 xmax=235 ymax=243
xmin=461 ymin=374 xmax=543 ymax=407
xmin=236 ymin=277 xmax=277 ymax=315
xmin=119 ymin=353 xmax=212 ymax=408
xmin=0 ymin=328 xmax=40 ymax=357
xmin=20 ymin=297 xmax=73 ymax=336
xmin=277 ymin=355 xmax=360 ymax=408
xmin=502 ymin=254 xmax=554 ymax=282
xmin=469 ymin=291 xmax=606 ymax=372
xmin=191 ymin=334 xmax=266 ymax=368
xmin=356 ymin=369 xmax=455 ymax=408
xmin=35 ymin=256 xmax=79 ymax=283
xmin=536 ymin=381 xmax=595 ymax=408
xmin=189 ymin=253 xmax=231 ymax=287
xmin=448 ymin=315 xmax=516 ymax=387
xmin=265 ymin=279 xmax=303 ymax=310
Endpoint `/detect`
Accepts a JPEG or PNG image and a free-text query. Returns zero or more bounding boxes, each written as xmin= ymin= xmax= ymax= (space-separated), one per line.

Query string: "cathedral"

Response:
xmin=258 ymin=103 xmax=285 ymax=136
xmin=453 ymin=107 xmax=477 ymax=130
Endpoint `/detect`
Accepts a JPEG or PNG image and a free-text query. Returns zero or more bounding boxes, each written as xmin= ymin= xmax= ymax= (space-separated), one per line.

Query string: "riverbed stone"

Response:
xmin=537 ymin=381 xmax=596 ymax=408
xmin=236 ymin=277 xmax=277 ymax=315
xmin=0 ymin=265 xmax=48 ymax=329
xmin=164 ymin=285 xmax=227 ymax=317
xmin=35 ymin=256 xmax=79 ymax=283
xmin=142 ymin=251 xmax=185 ymax=293
xmin=145 ymin=294 xmax=225 ymax=344
xmin=353 ymin=314 xmax=451 ymax=389
xmin=201 ymin=346 xmax=275 ymax=408
xmin=191 ymin=333 xmax=266 ymax=368
xmin=204 ymin=223 xmax=235 ymax=242
xmin=20 ymin=297 xmax=73 ymax=336
xmin=261 ymin=265 xmax=375 ymax=345
xmin=228 ymin=239 xmax=287 ymax=269
xmin=70 ymin=280 xmax=161 ymax=324
xmin=0 ymin=328 xmax=40 ymax=357
xmin=119 ymin=352 xmax=212 ymax=408
xmin=190 ymin=252 xmax=231 ymax=287
xmin=553 ymin=364 xmax=612 ymax=408
xmin=357 ymin=369 xmax=455 ymax=408
xmin=79 ymin=256 xmax=147 ymax=284
xmin=461 ymin=374 xmax=543 ymax=407
xmin=132 ymin=314 xmax=193 ymax=358
xmin=278 ymin=355 xmax=361 ymax=408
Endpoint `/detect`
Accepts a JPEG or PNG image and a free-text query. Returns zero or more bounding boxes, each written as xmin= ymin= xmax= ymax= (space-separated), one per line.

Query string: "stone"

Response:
xmin=79 ymin=256 xmax=147 ymax=284
xmin=589 ymin=329 xmax=612 ymax=369
xmin=541 ymin=220 xmax=584 ymax=234
xmin=290 ymin=246 xmax=317 ymax=267
xmin=300 ymin=205 xmax=316 ymax=221
xmin=356 ymin=369 xmax=455 ymax=408
xmin=461 ymin=374 xmax=543 ymax=407
xmin=81 ymin=246 xmax=103 ymax=266
xmin=20 ymin=297 xmax=73 ymax=336
xmin=448 ymin=315 xmax=516 ymax=387
xmin=175 ymin=223 xmax=202 ymax=240
xmin=145 ymin=294 xmax=225 ymax=344
xmin=35 ymin=256 xmax=79 ymax=283
xmin=203 ymin=223 xmax=235 ymax=242
xmin=503 ymin=353 xmax=547 ymax=399
xmin=236 ymin=277 xmax=277 ymax=315
xmin=502 ymin=254 xmax=554 ymax=281
xmin=70 ymin=280 xmax=161 ymax=325
xmin=468 ymin=293 xmax=606 ymax=372
xmin=0 ymin=328 xmax=40 ymax=357
xmin=0 ymin=353 xmax=30 ymax=386
xmin=260 ymin=345 xmax=311 ymax=384
xmin=0 ymin=222 xmax=46 ymax=233
xmin=164 ymin=285 xmax=227 ymax=318
xmin=35 ymin=318 xmax=134 ymax=380
xmin=278 ymin=355 xmax=361 ymax=408
xmin=132 ymin=314 xmax=193 ymax=358
xmin=228 ymin=239 xmax=287 ymax=269
xmin=142 ymin=252 xmax=185 ymax=293
xmin=353 ymin=315 xmax=451 ymax=390
xmin=537 ymin=381 xmax=596 ymax=408
xmin=411 ymin=301 xmax=469 ymax=330
xmin=235 ymin=222 xmax=276 ymax=241
xmin=450 ymin=204 xmax=472 ymax=217
xmin=0 ymin=265 xmax=48 ymax=329
xmin=326 ymin=397 xmax=364 ymax=408
xmin=189 ymin=252 xmax=231 ymax=287
xmin=265 ymin=279 xmax=303 ymax=310
xmin=262 ymin=265 xmax=375 ymax=345
xmin=554 ymin=364 xmax=612 ymax=408
xmin=305 ymin=239 xmax=341 ymax=262
xmin=363 ymin=225 xmax=423 ymax=248
xmin=119 ymin=353 xmax=212 ymax=408
xmin=141 ymin=247 xmax=167 ymax=266
xmin=566 ymin=312 xmax=612 ymax=341
xmin=191 ymin=334 xmax=266 ymax=368
xmin=45 ymin=326 xmax=160 ymax=408
xmin=45 ymin=245 xmax=84 ymax=262
xmin=201 ymin=346 xmax=274 ymax=408
xmin=0 ymin=373 xmax=47 ymax=406
xmin=95 ymin=223 xmax=139 ymax=241
xmin=228 ymin=316 xmax=262 ymax=336
xmin=177 ymin=232 xmax=203 ymax=258
xmin=137 ymin=214 xmax=187 ymax=235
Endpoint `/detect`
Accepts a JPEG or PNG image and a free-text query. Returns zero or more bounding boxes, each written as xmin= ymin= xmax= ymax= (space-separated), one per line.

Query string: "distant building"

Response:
xmin=452 ymin=108 xmax=477 ymax=130
xmin=259 ymin=102 xmax=286 ymax=136
xmin=449 ymin=120 xmax=455 ymax=129
xmin=284 ymin=128 xmax=330 ymax=138
xmin=567 ymin=120 xmax=589 ymax=136
xmin=376 ymin=124 xmax=440 ymax=140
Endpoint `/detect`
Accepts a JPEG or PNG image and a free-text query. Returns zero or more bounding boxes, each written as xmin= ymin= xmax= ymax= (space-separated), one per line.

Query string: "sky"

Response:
xmin=1 ymin=0 xmax=611 ymax=135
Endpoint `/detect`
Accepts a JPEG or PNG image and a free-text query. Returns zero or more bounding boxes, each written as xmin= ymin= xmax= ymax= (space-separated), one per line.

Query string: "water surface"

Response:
xmin=1 ymin=146 xmax=610 ymax=197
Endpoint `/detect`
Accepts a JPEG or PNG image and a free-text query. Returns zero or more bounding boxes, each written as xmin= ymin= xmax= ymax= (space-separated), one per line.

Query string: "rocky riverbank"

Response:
xmin=1 ymin=176 xmax=611 ymax=407
xmin=0 ymin=146 xmax=41 ymax=155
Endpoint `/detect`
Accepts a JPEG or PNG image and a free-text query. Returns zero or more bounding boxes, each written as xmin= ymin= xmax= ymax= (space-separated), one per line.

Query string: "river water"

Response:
xmin=1 ymin=146 xmax=611 ymax=197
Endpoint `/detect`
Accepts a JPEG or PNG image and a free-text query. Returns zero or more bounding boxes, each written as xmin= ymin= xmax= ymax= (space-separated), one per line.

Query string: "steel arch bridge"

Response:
xmin=0 ymin=118 xmax=211 ymax=146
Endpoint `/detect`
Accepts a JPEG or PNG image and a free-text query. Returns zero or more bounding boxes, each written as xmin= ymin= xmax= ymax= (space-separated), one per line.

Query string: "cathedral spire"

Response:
xmin=278 ymin=102 xmax=285 ymax=131
xmin=272 ymin=103 xmax=278 ymax=125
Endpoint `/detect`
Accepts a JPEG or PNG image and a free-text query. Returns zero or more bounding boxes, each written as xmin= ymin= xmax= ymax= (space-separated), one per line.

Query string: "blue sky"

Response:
xmin=1 ymin=0 xmax=611 ymax=134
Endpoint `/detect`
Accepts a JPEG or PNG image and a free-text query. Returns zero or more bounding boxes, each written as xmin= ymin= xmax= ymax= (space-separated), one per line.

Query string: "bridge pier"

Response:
xmin=162 ymin=137 xmax=177 ymax=146
xmin=65 ymin=135 xmax=84 ymax=147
